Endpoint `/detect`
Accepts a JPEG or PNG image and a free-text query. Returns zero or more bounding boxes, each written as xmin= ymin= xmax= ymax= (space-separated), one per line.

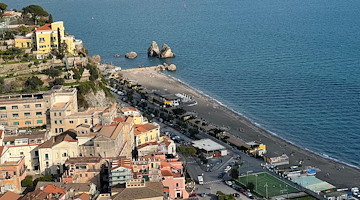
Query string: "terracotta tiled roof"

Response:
xmin=112 ymin=158 xmax=132 ymax=170
xmin=121 ymin=107 xmax=138 ymax=112
xmin=98 ymin=122 xmax=124 ymax=139
xmin=66 ymin=157 xmax=101 ymax=164
xmin=38 ymin=130 xmax=77 ymax=149
xmin=113 ymin=116 xmax=126 ymax=122
xmin=74 ymin=193 xmax=91 ymax=200
xmin=112 ymin=182 xmax=163 ymax=200
xmin=0 ymin=191 xmax=21 ymax=200
xmin=43 ymin=184 xmax=67 ymax=194
xmin=133 ymin=123 xmax=158 ymax=136
xmin=36 ymin=24 xmax=52 ymax=31
xmin=161 ymin=170 xmax=173 ymax=176
xmin=137 ymin=141 xmax=158 ymax=149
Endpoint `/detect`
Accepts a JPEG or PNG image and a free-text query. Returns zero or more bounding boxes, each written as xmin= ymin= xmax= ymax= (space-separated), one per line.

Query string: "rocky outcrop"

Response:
xmin=147 ymin=42 xmax=176 ymax=58
xmin=125 ymin=52 xmax=138 ymax=59
xmin=159 ymin=44 xmax=175 ymax=58
xmin=156 ymin=63 xmax=177 ymax=71
xmin=167 ymin=64 xmax=177 ymax=71
xmin=89 ymin=55 xmax=101 ymax=65
xmin=147 ymin=41 xmax=160 ymax=57
xmin=84 ymin=89 xmax=115 ymax=108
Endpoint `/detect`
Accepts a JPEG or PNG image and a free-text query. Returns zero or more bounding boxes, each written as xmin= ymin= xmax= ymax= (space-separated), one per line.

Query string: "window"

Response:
xmin=54 ymin=113 xmax=57 ymax=116
xmin=59 ymin=112 xmax=61 ymax=116
xmin=62 ymin=152 xmax=67 ymax=157
xmin=46 ymin=161 xmax=49 ymax=167
xmin=85 ymin=173 xmax=88 ymax=177
xmin=13 ymin=121 xmax=19 ymax=125
xmin=36 ymin=112 xmax=42 ymax=116
xmin=39 ymin=37 xmax=45 ymax=43
xmin=12 ymin=106 xmax=18 ymax=109
xmin=25 ymin=121 xmax=31 ymax=125
xmin=59 ymin=120 xmax=62 ymax=124
xmin=0 ymin=106 xmax=6 ymax=110
xmin=12 ymin=113 xmax=19 ymax=117
xmin=59 ymin=128 xmax=63 ymax=132
xmin=176 ymin=183 xmax=179 ymax=187
xmin=37 ymin=120 xmax=43 ymax=124
xmin=54 ymin=120 xmax=57 ymax=124
xmin=35 ymin=151 xmax=39 ymax=157
xmin=45 ymin=154 xmax=49 ymax=160
xmin=35 ymin=104 xmax=41 ymax=108
xmin=50 ymin=44 xmax=58 ymax=47
xmin=55 ymin=128 xmax=58 ymax=133
xmin=25 ymin=112 xmax=31 ymax=117
xmin=20 ymin=152 xmax=24 ymax=155
xmin=51 ymin=36 xmax=56 ymax=42
xmin=69 ymin=120 xmax=74 ymax=124
xmin=85 ymin=119 xmax=88 ymax=123
xmin=80 ymin=174 xmax=82 ymax=177
xmin=0 ymin=114 xmax=7 ymax=118
xmin=24 ymin=105 xmax=30 ymax=108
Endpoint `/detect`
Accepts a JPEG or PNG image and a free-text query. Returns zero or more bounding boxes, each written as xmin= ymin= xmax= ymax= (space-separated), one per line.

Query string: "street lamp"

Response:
xmin=246 ymin=170 xmax=253 ymax=184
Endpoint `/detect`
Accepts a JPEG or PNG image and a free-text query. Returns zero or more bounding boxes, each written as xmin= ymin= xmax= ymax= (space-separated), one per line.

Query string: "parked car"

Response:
xmin=189 ymin=193 xmax=197 ymax=197
xmin=225 ymin=180 xmax=233 ymax=186
xmin=224 ymin=165 xmax=232 ymax=172
xmin=233 ymin=193 xmax=240 ymax=197
xmin=199 ymin=193 xmax=207 ymax=197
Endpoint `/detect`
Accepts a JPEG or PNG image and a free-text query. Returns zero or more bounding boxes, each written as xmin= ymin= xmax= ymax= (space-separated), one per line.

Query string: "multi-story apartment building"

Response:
xmin=0 ymin=86 xmax=77 ymax=132
xmin=2 ymin=129 xmax=50 ymax=174
xmin=62 ymin=157 xmax=104 ymax=187
xmin=37 ymin=130 xmax=79 ymax=175
xmin=15 ymin=21 xmax=79 ymax=59
xmin=0 ymin=146 xmax=27 ymax=194
xmin=133 ymin=123 xmax=160 ymax=147
xmin=110 ymin=158 xmax=133 ymax=186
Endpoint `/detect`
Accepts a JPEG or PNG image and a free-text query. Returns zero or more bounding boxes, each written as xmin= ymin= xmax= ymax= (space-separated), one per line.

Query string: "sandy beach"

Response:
xmin=121 ymin=69 xmax=360 ymax=188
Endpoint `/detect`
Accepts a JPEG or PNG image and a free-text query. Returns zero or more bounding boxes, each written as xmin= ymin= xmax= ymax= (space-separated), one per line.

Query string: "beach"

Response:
xmin=121 ymin=69 xmax=360 ymax=188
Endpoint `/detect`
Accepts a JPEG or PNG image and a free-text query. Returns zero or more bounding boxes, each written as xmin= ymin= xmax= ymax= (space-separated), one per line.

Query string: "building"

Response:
xmin=0 ymin=146 xmax=27 ymax=194
xmin=62 ymin=157 xmax=104 ymax=187
xmin=192 ymin=139 xmax=227 ymax=158
xmin=2 ymin=129 xmax=50 ymax=173
xmin=110 ymin=158 xmax=133 ymax=186
xmin=79 ymin=120 xmax=133 ymax=158
xmin=137 ymin=136 xmax=176 ymax=157
xmin=152 ymin=91 xmax=181 ymax=107
xmin=0 ymin=86 xmax=77 ymax=130
xmin=133 ymin=123 xmax=160 ymax=147
xmin=120 ymin=107 xmax=141 ymax=117
xmin=33 ymin=21 xmax=76 ymax=59
xmin=37 ymin=130 xmax=79 ymax=174
xmin=14 ymin=33 xmax=33 ymax=49
xmin=111 ymin=179 xmax=164 ymax=200
xmin=243 ymin=141 xmax=267 ymax=156
xmin=35 ymin=181 xmax=97 ymax=197
xmin=263 ymin=153 xmax=289 ymax=166
xmin=22 ymin=184 xmax=67 ymax=200
xmin=0 ymin=191 xmax=21 ymax=200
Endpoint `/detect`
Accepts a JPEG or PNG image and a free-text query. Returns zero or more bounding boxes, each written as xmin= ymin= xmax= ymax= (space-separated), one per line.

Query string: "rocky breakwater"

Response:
xmin=147 ymin=41 xmax=175 ymax=58
xmin=125 ymin=51 xmax=138 ymax=59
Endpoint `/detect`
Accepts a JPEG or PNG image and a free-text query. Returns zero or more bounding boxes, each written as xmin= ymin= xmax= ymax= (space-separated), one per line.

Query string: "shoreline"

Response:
xmin=120 ymin=68 xmax=360 ymax=188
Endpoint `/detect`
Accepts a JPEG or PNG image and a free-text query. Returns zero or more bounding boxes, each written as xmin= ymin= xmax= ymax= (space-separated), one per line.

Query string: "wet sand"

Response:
xmin=121 ymin=69 xmax=360 ymax=188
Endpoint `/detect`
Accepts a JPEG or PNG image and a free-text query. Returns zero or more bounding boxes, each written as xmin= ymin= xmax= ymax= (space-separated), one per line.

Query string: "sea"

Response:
xmin=3 ymin=0 xmax=360 ymax=168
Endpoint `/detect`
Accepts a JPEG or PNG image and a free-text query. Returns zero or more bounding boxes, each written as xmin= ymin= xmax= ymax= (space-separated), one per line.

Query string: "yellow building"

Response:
xmin=243 ymin=141 xmax=267 ymax=156
xmin=14 ymin=34 xmax=33 ymax=49
xmin=133 ymin=123 xmax=160 ymax=147
xmin=33 ymin=21 xmax=76 ymax=59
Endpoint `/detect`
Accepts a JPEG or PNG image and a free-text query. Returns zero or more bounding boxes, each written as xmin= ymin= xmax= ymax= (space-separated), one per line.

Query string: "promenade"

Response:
xmin=120 ymin=69 xmax=360 ymax=188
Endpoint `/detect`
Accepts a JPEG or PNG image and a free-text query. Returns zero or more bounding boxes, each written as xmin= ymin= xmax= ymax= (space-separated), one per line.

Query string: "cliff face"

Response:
xmin=84 ymin=89 xmax=115 ymax=108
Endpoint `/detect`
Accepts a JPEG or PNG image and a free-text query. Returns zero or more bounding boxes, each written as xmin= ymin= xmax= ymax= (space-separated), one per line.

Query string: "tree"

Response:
xmin=34 ymin=174 xmax=52 ymax=186
xmin=229 ymin=168 xmax=239 ymax=179
xmin=0 ymin=77 xmax=4 ymax=93
xmin=25 ymin=76 xmax=44 ymax=91
xmin=177 ymin=145 xmax=197 ymax=175
xmin=0 ymin=3 xmax=7 ymax=13
xmin=43 ymin=68 xmax=61 ymax=79
xmin=21 ymin=175 xmax=34 ymax=187
xmin=48 ymin=14 xmax=53 ymax=23
xmin=246 ymin=182 xmax=255 ymax=191
xmin=22 ymin=5 xmax=49 ymax=17
xmin=50 ymin=78 xmax=64 ymax=87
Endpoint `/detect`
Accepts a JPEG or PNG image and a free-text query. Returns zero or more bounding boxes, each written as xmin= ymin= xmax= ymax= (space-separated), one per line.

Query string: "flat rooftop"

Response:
xmin=192 ymin=139 xmax=226 ymax=152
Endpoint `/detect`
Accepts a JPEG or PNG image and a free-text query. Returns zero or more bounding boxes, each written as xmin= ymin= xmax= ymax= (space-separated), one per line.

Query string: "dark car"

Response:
xmin=233 ymin=193 xmax=240 ymax=197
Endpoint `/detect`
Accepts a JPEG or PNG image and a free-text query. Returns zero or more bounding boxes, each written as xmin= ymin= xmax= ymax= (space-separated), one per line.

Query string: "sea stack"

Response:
xmin=125 ymin=51 xmax=138 ymax=59
xmin=159 ymin=44 xmax=175 ymax=58
xmin=147 ymin=41 xmax=160 ymax=57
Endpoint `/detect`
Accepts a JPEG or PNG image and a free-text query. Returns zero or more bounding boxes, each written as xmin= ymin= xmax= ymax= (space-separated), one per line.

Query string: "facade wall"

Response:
xmin=162 ymin=176 xmax=188 ymax=199
xmin=38 ymin=142 xmax=79 ymax=174
xmin=110 ymin=167 xmax=133 ymax=186
xmin=135 ymin=127 xmax=160 ymax=147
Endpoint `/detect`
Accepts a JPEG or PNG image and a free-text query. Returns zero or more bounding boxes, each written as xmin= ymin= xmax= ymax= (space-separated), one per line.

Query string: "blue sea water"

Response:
xmin=4 ymin=0 xmax=360 ymax=167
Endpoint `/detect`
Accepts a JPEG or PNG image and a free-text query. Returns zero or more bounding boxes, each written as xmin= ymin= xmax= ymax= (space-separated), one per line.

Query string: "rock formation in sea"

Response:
xmin=147 ymin=41 xmax=160 ymax=57
xmin=156 ymin=63 xmax=177 ymax=71
xmin=125 ymin=52 xmax=138 ymax=59
xmin=159 ymin=44 xmax=175 ymax=58
xmin=167 ymin=64 xmax=177 ymax=71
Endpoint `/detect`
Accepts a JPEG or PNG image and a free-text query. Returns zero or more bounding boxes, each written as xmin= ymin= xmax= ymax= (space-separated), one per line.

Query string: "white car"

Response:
xmin=224 ymin=165 xmax=232 ymax=172
xmin=225 ymin=181 xmax=233 ymax=186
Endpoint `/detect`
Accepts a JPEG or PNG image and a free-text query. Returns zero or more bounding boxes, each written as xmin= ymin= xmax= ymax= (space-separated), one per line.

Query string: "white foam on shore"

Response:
xmin=163 ymin=73 xmax=360 ymax=170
